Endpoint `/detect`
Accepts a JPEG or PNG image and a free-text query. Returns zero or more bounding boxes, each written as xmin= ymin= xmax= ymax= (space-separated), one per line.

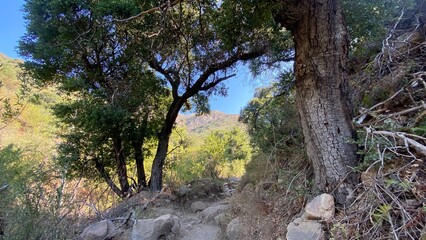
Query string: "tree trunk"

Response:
xmin=112 ymin=137 xmax=130 ymax=195
xmin=290 ymin=0 xmax=358 ymax=204
xmin=150 ymin=131 xmax=171 ymax=192
xmin=0 ymin=213 xmax=4 ymax=236
xmin=94 ymin=159 xmax=125 ymax=198
xmin=133 ymin=141 xmax=147 ymax=189
xmin=150 ymin=100 xmax=183 ymax=192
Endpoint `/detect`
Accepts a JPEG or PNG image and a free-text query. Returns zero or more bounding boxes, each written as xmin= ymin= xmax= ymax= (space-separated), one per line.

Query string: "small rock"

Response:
xmin=80 ymin=220 xmax=116 ymax=240
xmin=201 ymin=204 xmax=230 ymax=224
xmin=191 ymin=201 xmax=207 ymax=212
xmin=225 ymin=217 xmax=244 ymax=240
xmin=228 ymin=177 xmax=239 ymax=182
xmin=286 ymin=220 xmax=325 ymax=240
xmin=305 ymin=194 xmax=335 ymax=221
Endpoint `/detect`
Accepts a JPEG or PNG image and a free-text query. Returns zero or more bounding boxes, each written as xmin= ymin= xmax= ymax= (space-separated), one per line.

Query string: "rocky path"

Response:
xmin=176 ymin=202 xmax=226 ymax=240
xmin=79 ymin=179 xmax=239 ymax=240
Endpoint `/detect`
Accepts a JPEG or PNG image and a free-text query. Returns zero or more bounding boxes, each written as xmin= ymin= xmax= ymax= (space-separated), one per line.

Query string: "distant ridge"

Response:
xmin=177 ymin=110 xmax=244 ymax=135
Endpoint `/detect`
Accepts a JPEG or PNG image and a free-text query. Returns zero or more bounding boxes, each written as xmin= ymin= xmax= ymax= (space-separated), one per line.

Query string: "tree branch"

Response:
xmin=258 ymin=56 xmax=294 ymax=65
xmin=0 ymin=184 xmax=9 ymax=193
xmin=115 ymin=0 xmax=183 ymax=22
xmin=93 ymin=158 xmax=124 ymax=198
xmin=371 ymin=130 xmax=426 ymax=157
xmin=185 ymin=47 xmax=267 ymax=99
xmin=199 ymin=74 xmax=236 ymax=91
xmin=148 ymin=60 xmax=181 ymax=99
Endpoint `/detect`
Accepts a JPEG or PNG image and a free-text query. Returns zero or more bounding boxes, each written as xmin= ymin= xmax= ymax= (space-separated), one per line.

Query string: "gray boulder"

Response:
xmin=80 ymin=220 xmax=116 ymax=240
xmin=191 ymin=201 xmax=207 ymax=212
xmin=286 ymin=218 xmax=325 ymax=240
xmin=132 ymin=214 xmax=180 ymax=240
xmin=200 ymin=204 xmax=229 ymax=224
xmin=225 ymin=217 xmax=244 ymax=240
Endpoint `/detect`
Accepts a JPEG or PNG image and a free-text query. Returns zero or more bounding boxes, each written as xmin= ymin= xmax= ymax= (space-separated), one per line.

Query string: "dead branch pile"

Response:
xmin=333 ymin=8 xmax=426 ymax=240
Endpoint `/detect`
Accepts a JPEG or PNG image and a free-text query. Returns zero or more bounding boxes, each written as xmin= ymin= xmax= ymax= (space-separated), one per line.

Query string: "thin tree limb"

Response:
xmin=356 ymin=88 xmax=405 ymax=117
xmin=0 ymin=184 xmax=9 ymax=192
xmin=115 ymin=0 xmax=183 ymax=22
xmin=199 ymin=74 xmax=236 ymax=91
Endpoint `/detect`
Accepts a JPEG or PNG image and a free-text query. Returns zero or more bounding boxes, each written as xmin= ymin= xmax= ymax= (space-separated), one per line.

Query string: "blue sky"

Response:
xmin=0 ymin=1 xmax=26 ymax=59
xmin=0 ymin=0 xmax=274 ymax=114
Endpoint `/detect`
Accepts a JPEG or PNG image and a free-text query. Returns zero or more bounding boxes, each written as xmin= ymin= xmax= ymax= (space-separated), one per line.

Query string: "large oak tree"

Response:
xmin=273 ymin=0 xmax=358 ymax=203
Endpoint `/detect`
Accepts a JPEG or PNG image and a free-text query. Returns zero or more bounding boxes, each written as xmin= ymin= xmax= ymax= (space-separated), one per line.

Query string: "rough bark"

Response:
xmin=277 ymin=0 xmax=358 ymax=204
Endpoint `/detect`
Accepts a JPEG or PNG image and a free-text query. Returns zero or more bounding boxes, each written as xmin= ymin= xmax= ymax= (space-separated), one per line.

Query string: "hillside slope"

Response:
xmin=0 ymin=52 xmax=59 ymax=157
xmin=177 ymin=110 xmax=245 ymax=136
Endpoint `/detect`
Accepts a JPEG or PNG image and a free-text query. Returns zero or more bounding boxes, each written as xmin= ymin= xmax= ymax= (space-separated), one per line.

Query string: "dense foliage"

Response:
xmin=20 ymin=0 xmax=171 ymax=196
xmin=166 ymin=124 xmax=251 ymax=184
xmin=343 ymin=0 xmax=417 ymax=58
xmin=239 ymin=72 xmax=307 ymax=188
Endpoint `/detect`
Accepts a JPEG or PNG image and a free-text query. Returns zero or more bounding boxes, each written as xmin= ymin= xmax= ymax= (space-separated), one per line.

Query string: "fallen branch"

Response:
xmin=371 ymin=130 xmax=426 ymax=157
xmin=355 ymin=88 xmax=405 ymax=124
xmin=0 ymin=184 xmax=8 ymax=192
xmin=359 ymin=88 xmax=405 ymax=115
xmin=361 ymin=103 xmax=426 ymax=126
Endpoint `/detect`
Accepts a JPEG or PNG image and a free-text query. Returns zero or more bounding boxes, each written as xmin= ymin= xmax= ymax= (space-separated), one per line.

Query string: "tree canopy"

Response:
xmin=18 ymin=0 xmax=416 ymax=196
xmin=20 ymin=0 xmax=171 ymax=197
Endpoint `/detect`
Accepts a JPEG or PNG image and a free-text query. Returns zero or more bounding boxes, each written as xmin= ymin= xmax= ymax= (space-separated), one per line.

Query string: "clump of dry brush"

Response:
xmin=335 ymin=8 xmax=426 ymax=239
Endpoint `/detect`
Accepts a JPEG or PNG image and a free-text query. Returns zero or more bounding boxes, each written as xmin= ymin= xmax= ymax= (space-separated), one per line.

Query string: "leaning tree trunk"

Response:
xmin=150 ymin=131 xmax=172 ymax=192
xmin=150 ymin=100 xmax=184 ymax=192
xmin=291 ymin=0 xmax=358 ymax=204
xmin=133 ymin=114 xmax=149 ymax=189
